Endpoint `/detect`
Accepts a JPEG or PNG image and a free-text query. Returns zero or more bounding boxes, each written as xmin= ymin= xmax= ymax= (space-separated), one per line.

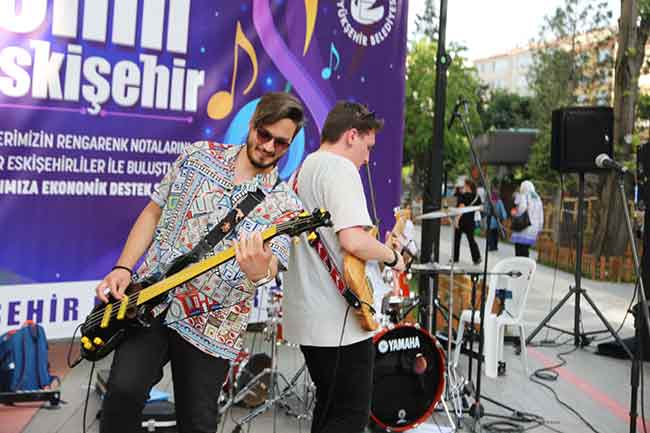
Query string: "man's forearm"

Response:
xmin=338 ymin=228 xmax=394 ymax=264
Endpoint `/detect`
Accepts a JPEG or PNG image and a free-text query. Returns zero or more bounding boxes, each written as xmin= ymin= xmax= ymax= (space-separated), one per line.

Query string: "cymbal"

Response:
xmin=417 ymin=205 xmax=482 ymax=220
xmin=411 ymin=262 xmax=483 ymax=275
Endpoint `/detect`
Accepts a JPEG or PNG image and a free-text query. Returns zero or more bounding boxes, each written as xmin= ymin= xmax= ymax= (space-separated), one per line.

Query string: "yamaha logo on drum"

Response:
xmin=377 ymin=336 xmax=420 ymax=354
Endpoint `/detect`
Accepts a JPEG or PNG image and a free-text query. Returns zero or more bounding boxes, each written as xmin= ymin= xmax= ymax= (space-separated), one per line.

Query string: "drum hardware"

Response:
xmin=381 ymin=295 xmax=421 ymax=325
xmin=219 ymin=282 xmax=314 ymax=433
xmin=411 ymin=262 xmax=517 ymax=428
xmin=411 ymin=259 xmax=482 ymax=426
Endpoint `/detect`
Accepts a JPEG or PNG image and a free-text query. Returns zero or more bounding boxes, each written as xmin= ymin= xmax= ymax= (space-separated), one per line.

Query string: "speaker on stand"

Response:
xmin=527 ymin=106 xmax=629 ymax=350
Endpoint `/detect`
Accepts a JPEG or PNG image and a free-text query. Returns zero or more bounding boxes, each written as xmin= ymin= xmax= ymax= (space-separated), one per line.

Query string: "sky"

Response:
xmin=407 ymin=0 xmax=621 ymax=61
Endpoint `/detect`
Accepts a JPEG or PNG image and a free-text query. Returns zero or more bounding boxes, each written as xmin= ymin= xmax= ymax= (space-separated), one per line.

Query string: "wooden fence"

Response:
xmin=522 ymin=197 xmax=640 ymax=283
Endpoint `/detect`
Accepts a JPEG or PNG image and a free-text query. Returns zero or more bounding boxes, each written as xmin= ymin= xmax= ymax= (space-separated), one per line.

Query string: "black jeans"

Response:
xmin=515 ymin=242 xmax=530 ymax=257
xmin=453 ymin=226 xmax=481 ymax=263
xmin=100 ymin=317 xmax=229 ymax=433
xmin=300 ymin=338 xmax=374 ymax=433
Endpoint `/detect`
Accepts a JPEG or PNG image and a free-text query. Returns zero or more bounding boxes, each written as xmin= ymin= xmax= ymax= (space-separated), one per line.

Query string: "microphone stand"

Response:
xmin=615 ymin=170 xmax=650 ymax=433
xmin=453 ymin=100 xmax=506 ymax=426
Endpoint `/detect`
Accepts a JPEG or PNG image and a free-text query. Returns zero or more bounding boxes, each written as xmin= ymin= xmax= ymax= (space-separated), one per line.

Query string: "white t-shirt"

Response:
xmin=283 ymin=151 xmax=374 ymax=346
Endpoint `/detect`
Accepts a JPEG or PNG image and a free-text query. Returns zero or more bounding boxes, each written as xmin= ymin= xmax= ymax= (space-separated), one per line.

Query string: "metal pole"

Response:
xmin=419 ymin=0 xmax=449 ymax=334
xmin=574 ymin=172 xmax=585 ymax=346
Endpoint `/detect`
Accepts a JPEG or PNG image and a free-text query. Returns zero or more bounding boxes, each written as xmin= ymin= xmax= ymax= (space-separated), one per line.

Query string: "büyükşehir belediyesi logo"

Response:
xmin=336 ymin=0 xmax=398 ymax=47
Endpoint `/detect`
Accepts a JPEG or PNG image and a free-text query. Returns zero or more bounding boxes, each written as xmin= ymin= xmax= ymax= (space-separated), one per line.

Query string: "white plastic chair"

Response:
xmin=451 ymin=257 xmax=537 ymax=375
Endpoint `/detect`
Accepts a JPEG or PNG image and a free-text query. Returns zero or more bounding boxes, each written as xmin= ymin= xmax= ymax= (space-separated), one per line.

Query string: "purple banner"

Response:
xmin=0 ymin=0 xmax=408 ymax=285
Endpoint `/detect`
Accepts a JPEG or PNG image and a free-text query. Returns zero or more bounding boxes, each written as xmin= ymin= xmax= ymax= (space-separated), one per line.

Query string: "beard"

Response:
xmin=246 ymin=133 xmax=281 ymax=170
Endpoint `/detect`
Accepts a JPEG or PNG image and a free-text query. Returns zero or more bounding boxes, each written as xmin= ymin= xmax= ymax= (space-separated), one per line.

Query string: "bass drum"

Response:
xmin=370 ymin=323 xmax=445 ymax=432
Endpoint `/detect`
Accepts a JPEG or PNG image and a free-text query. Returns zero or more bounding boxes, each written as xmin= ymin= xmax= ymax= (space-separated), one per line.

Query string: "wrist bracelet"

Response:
xmin=384 ymin=249 xmax=399 ymax=268
xmin=251 ymin=267 xmax=273 ymax=287
xmin=111 ymin=265 xmax=133 ymax=275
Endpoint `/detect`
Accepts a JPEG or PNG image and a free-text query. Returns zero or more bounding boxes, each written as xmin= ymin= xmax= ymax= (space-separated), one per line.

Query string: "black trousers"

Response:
xmin=453 ymin=226 xmax=481 ymax=263
xmin=300 ymin=338 xmax=374 ymax=433
xmin=100 ymin=317 xmax=229 ymax=433
xmin=515 ymin=242 xmax=530 ymax=257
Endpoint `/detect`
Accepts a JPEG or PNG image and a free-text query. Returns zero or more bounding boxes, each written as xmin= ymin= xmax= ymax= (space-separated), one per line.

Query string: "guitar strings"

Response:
xmin=82 ymin=218 xmax=310 ymax=330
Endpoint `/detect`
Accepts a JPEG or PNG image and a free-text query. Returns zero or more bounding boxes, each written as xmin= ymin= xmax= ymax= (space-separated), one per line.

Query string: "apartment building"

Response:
xmin=474 ymin=47 xmax=535 ymax=96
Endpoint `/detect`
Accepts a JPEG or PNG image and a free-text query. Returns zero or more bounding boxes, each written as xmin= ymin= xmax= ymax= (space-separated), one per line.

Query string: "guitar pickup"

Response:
xmin=117 ymin=295 xmax=129 ymax=320
xmin=100 ymin=304 xmax=113 ymax=328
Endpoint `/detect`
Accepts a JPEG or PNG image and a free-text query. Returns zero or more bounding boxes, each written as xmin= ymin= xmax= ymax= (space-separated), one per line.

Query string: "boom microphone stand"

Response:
xmin=611 ymin=169 xmax=650 ymax=433
xmin=451 ymin=98 xmax=507 ymax=427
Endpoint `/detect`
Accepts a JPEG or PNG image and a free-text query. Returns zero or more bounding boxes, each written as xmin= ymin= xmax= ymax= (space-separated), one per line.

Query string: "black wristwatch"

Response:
xmin=384 ymin=249 xmax=399 ymax=268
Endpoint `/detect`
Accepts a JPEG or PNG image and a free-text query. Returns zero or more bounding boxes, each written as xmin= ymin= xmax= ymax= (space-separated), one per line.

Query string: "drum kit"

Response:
xmin=218 ymin=282 xmax=314 ymax=432
xmin=218 ymin=205 xmax=487 ymax=432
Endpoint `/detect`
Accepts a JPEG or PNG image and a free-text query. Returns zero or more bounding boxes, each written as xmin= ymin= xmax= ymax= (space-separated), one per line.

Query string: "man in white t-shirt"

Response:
xmin=284 ymin=102 xmax=405 ymax=433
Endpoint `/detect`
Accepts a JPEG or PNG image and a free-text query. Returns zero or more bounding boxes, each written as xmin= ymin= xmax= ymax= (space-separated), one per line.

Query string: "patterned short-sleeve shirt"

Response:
xmin=138 ymin=141 xmax=302 ymax=360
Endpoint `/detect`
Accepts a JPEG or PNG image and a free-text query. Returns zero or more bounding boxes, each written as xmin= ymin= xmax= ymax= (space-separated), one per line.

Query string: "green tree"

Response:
xmin=526 ymin=0 xmax=614 ymax=186
xmin=414 ymin=0 xmax=437 ymax=41
xmin=480 ymin=89 xmax=534 ymax=130
xmin=591 ymin=0 xmax=650 ymax=257
xmin=404 ymin=39 xmax=482 ymax=197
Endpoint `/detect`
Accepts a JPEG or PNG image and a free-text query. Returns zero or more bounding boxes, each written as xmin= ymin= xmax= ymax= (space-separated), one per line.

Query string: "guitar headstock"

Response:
xmin=278 ymin=209 xmax=332 ymax=238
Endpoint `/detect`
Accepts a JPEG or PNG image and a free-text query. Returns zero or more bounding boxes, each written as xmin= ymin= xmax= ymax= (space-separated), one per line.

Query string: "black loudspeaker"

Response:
xmin=551 ymin=106 xmax=613 ymax=172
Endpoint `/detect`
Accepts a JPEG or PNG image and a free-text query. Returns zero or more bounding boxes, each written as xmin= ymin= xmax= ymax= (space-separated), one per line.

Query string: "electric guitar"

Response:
xmin=78 ymin=209 xmax=332 ymax=362
xmin=343 ymin=210 xmax=407 ymax=331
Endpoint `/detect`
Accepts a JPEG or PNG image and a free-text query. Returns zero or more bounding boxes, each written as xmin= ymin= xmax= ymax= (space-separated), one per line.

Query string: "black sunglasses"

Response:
xmin=255 ymin=127 xmax=291 ymax=148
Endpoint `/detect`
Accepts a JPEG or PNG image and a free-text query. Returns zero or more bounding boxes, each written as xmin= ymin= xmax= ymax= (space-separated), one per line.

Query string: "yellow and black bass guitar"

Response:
xmin=78 ymin=209 xmax=331 ymax=362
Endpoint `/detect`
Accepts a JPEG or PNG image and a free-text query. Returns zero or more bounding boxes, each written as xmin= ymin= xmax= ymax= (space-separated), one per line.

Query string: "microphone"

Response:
xmin=595 ymin=153 xmax=627 ymax=174
xmin=447 ymin=98 xmax=466 ymax=129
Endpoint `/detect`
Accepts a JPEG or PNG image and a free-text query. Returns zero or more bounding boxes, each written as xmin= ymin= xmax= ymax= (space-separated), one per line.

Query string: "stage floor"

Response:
xmin=17 ymin=226 xmax=650 ymax=433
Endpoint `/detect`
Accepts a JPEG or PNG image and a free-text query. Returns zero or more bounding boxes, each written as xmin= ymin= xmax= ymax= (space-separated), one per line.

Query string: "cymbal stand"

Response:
xmin=443 ymin=224 xmax=469 ymax=424
xmin=226 ymin=285 xmax=313 ymax=433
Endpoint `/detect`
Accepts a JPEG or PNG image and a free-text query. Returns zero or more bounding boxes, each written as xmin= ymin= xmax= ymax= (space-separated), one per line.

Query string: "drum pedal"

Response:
xmin=497 ymin=361 xmax=506 ymax=376
xmin=462 ymin=381 xmax=475 ymax=396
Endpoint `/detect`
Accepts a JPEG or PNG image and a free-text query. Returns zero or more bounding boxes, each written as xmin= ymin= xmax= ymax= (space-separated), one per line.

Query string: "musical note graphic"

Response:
xmin=321 ymin=43 xmax=340 ymax=80
xmin=207 ymin=21 xmax=259 ymax=120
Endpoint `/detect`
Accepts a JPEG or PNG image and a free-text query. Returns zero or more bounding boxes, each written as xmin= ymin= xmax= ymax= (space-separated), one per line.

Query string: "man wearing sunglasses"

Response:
xmin=94 ymin=92 xmax=304 ymax=433
xmin=284 ymin=101 xmax=406 ymax=433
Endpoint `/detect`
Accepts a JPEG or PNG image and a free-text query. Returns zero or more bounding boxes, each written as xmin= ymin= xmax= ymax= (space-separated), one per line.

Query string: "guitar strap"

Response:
xmin=291 ymin=166 xmax=362 ymax=310
xmin=164 ymin=180 xmax=278 ymax=277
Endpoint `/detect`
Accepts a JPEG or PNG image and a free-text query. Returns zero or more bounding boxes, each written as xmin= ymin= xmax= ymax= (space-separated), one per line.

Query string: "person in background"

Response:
xmin=453 ymin=179 xmax=482 ymax=265
xmin=486 ymin=186 xmax=508 ymax=251
xmin=511 ymin=180 xmax=544 ymax=257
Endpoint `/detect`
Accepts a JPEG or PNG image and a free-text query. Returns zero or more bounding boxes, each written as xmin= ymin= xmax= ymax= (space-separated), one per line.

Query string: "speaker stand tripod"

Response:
xmin=526 ymin=172 xmax=633 ymax=358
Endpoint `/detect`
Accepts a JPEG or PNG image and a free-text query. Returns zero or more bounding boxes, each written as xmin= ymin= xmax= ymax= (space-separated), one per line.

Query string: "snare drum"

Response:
xmin=371 ymin=323 xmax=445 ymax=432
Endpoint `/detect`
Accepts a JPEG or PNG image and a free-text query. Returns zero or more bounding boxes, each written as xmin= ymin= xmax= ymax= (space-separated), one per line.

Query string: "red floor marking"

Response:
xmin=528 ymin=347 xmax=649 ymax=431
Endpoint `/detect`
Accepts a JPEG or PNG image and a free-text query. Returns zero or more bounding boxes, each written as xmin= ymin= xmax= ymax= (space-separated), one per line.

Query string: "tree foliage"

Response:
xmin=591 ymin=0 xmax=650 ymax=257
xmin=479 ymin=89 xmax=534 ymax=130
xmin=526 ymin=0 xmax=614 ymax=188
xmin=404 ymin=39 xmax=482 ymax=197
xmin=413 ymin=0 xmax=437 ymax=41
